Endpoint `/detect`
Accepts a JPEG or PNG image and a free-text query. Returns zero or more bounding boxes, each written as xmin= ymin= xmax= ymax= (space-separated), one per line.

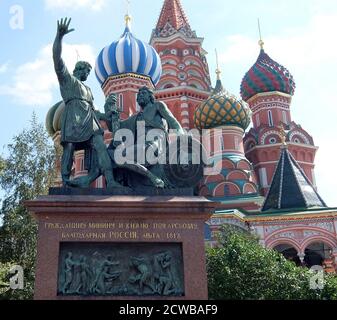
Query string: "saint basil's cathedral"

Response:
xmin=46 ymin=0 xmax=337 ymax=271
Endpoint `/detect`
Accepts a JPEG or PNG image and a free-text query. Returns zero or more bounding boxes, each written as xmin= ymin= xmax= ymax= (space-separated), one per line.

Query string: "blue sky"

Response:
xmin=0 ymin=0 xmax=336 ymax=206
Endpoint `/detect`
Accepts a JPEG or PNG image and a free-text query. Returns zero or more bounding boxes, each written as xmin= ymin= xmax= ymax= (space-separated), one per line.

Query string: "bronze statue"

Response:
xmin=153 ymin=251 xmax=177 ymax=295
xmin=75 ymin=255 xmax=92 ymax=295
xmin=128 ymin=256 xmax=157 ymax=294
xmin=53 ymin=18 xmax=121 ymax=188
xmin=67 ymin=87 xmax=197 ymax=189
xmin=108 ymin=86 xmax=186 ymax=189
xmin=52 ymin=18 xmax=204 ymax=191
xmin=58 ymin=247 xmax=184 ymax=297
xmin=60 ymin=252 xmax=76 ymax=294
xmin=92 ymin=255 xmax=121 ymax=295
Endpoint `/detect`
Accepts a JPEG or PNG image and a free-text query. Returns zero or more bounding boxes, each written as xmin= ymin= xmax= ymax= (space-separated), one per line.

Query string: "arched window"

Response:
xmin=187 ymin=70 xmax=202 ymax=78
xmin=282 ymin=111 xmax=287 ymax=124
xmin=164 ymin=84 xmax=174 ymax=89
xmin=220 ymin=136 xmax=225 ymax=151
xmin=273 ymin=244 xmax=301 ymax=266
xmin=119 ymin=94 xmax=124 ymax=111
xmin=184 ymin=59 xmax=201 ymax=67
xmin=304 ymin=242 xmax=333 ymax=268
xmin=268 ymin=110 xmax=274 ymax=127
xmin=234 ymin=136 xmax=239 ymax=150
xmin=256 ymin=113 xmax=260 ymax=127
xmin=162 ymin=59 xmax=177 ymax=65
xmin=162 ymin=70 xmax=177 ymax=76
xmin=188 ymin=81 xmax=204 ymax=90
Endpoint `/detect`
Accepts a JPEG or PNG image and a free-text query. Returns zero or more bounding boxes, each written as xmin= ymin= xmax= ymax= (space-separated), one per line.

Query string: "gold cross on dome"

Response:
xmin=258 ymin=18 xmax=264 ymax=50
xmin=215 ymin=48 xmax=221 ymax=80
xmin=126 ymin=0 xmax=130 ymax=15
xmin=125 ymin=0 xmax=132 ymax=26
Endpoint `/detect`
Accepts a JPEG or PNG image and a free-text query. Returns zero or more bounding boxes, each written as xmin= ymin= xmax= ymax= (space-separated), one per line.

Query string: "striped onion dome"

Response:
xmin=194 ymin=78 xmax=251 ymax=130
xmin=240 ymin=49 xmax=296 ymax=101
xmin=95 ymin=21 xmax=162 ymax=86
xmin=45 ymin=101 xmax=65 ymax=136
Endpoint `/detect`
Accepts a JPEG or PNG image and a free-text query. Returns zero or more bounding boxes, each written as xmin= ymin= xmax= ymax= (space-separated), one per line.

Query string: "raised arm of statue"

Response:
xmin=53 ymin=17 xmax=75 ymax=84
xmin=157 ymin=101 xmax=185 ymax=134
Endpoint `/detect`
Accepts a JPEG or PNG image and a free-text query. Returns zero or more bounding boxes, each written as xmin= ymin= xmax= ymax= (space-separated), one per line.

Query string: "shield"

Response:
xmin=164 ymin=135 xmax=205 ymax=188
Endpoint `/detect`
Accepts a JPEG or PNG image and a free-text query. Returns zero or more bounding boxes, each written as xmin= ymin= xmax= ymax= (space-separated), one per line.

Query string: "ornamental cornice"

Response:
xmin=247 ymin=91 xmax=292 ymax=104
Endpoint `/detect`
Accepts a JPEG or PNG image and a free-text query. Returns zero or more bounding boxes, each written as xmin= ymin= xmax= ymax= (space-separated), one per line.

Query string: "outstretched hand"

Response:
xmin=57 ymin=17 xmax=75 ymax=38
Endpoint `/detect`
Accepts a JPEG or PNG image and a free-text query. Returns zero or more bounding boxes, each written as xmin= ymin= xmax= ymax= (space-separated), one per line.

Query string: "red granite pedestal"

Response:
xmin=25 ymin=195 xmax=216 ymax=300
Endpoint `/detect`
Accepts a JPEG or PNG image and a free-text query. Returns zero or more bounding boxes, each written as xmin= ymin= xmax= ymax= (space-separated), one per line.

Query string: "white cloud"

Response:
xmin=0 ymin=62 xmax=9 ymax=74
xmin=218 ymin=13 xmax=337 ymax=67
xmin=314 ymin=138 xmax=337 ymax=207
xmin=216 ymin=12 xmax=337 ymax=205
xmin=45 ymin=0 xmax=106 ymax=11
xmin=0 ymin=43 xmax=96 ymax=106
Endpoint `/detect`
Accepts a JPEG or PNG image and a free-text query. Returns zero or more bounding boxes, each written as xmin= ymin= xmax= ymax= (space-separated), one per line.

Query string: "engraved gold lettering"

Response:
xmin=166 ymin=232 xmax=182 ymax=240
xmin=167 ymin=223 xmax=198 ymax=230
xmin=109 ymin=231 xmax=138 ymax=239
xmin=61 ymin=232 xmax=106 ymax=240
xmin=45 ymin=222 xmax=87 ymax=229
xmin=142 ymin=232 xmax=161 ymax=240
xmin=153 ymin=223 xmax=167 ymax=229
xmin=88 ymin=223 xmax=115 ymax=229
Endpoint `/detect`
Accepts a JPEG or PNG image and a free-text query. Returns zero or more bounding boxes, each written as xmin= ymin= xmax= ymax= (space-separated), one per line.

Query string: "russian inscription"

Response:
xmin=44 ymin=220 xmax=196 ymax=241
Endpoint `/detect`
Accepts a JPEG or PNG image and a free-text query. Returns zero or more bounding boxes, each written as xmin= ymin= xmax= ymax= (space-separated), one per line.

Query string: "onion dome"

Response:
xmin=45 ymin=101 xmax=65 ymax=136
xmin=240 ymin=49 xmax=296 ymax=101
xmin=95 ymin=16 xmax=162 ymax=86
xmin=194 ymin=75 xmax=251 ymax=130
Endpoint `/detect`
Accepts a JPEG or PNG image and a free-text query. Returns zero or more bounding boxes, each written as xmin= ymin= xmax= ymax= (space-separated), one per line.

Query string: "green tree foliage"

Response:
xmin=207 ymin=225 xmax=337 ymax=300
xmin=0 ymin=262 xmax=12 ymax=290
xmin=0 ymin=114 xmax=56 ymax=299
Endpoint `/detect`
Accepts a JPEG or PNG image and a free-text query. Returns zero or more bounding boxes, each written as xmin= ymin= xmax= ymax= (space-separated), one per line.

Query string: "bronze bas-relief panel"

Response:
xmin=57 ymin=242 xmax=184 ymax=297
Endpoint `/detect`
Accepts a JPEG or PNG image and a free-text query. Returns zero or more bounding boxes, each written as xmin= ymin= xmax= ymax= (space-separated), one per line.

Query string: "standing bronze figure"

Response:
xmin=53 ymin=18 xmax=121 ymax=188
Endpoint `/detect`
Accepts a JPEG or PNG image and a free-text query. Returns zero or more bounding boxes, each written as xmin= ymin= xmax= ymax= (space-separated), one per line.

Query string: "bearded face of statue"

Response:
xmin=104 ymin=94 xmax=118 ymax=115
xmin=106 ymin=94 xmax=117 ymax=104
xmin=137 ymin=89 xmax=152 ymax=109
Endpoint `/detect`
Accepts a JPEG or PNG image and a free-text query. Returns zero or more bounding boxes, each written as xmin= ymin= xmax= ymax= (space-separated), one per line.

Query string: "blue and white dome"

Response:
xmin=95 ymin=24 xmax=162 ymax=86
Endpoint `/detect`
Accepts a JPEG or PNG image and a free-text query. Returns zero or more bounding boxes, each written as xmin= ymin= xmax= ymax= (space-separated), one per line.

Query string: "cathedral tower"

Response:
xmin=194 ymin=67 xmax=259 ymax=210
xmin=242 ymin=42 xmax=318 ymax=196
xmin=151 ymin=0 xmax=212 ymax=130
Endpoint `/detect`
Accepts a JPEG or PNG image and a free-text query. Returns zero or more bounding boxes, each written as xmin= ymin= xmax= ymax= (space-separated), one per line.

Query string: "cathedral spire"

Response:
xmin=124 ymin=0 xmax=132 ymax=29
xmin=261 ymin=146 xmax=326 ymax=212
xmin=258 ymin=18 xmax=264 ymax=50
xmin=213 ymin=49 xmax=224 ymax=94
xmin=152 ymin=0 xmax=196 ymax=39
xmin=156 ymin=0 xmax=191 ymax=31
